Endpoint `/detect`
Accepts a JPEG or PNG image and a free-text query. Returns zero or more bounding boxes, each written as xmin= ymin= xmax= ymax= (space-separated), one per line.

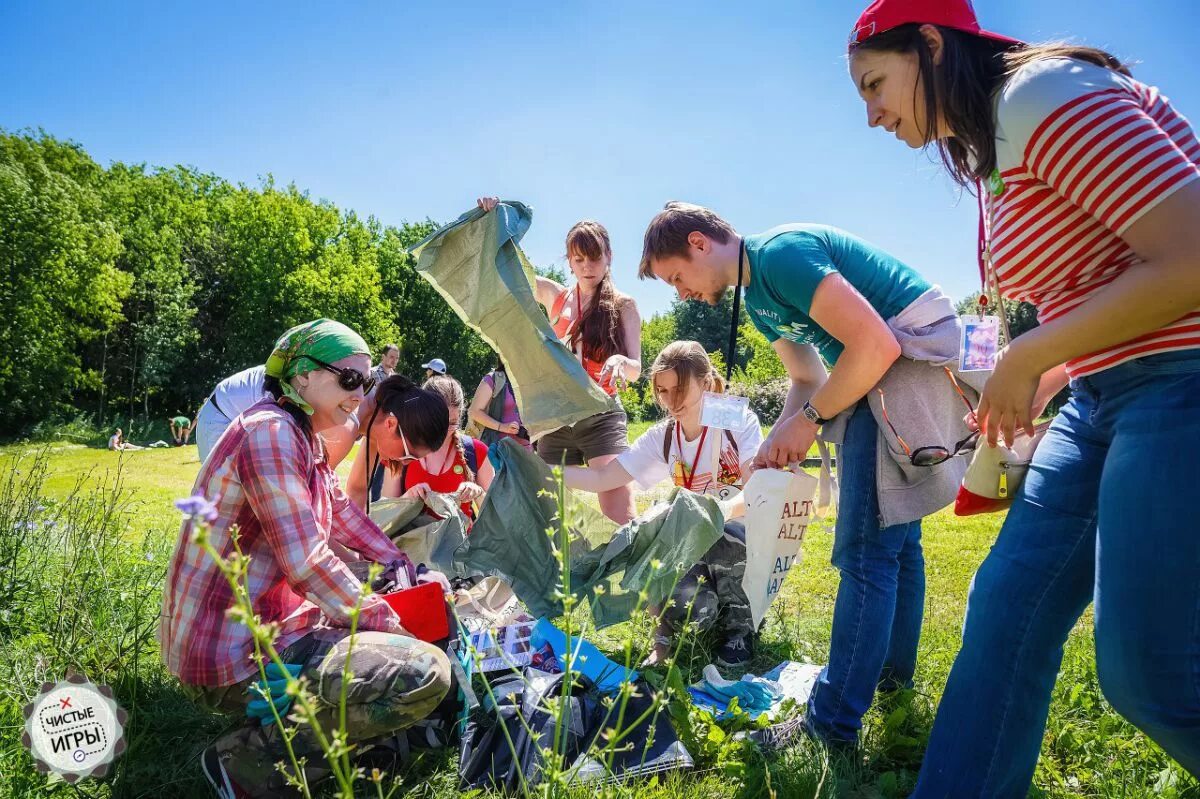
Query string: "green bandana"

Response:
xmin=265 ymin=319 xmax=370 ymax=414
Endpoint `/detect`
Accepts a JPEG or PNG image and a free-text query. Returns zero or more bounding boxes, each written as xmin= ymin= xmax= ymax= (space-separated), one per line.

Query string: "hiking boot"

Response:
xmin=715 ymin=634 xmax=753 ymax=669
xmin=200 ymin=744 xmax=252 ymax=799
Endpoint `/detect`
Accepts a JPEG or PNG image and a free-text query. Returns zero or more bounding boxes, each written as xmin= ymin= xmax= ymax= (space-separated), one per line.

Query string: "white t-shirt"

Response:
xmin=618 ymin=405 xmax=763 ymax=496
xmin=108 ymin=434 xmax=121 ymax=450
xmin=210 ymin=365 xmax=268 ymax=420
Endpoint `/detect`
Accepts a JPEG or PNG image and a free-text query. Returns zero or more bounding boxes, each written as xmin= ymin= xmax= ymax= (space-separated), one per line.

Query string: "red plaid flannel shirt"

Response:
xmin=159 ymin=401 xmax=403 ymax=686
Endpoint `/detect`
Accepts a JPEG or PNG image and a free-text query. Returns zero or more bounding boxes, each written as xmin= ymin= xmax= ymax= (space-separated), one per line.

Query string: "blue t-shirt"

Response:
xmin=744 ymin=224 xmax=931 ymax=364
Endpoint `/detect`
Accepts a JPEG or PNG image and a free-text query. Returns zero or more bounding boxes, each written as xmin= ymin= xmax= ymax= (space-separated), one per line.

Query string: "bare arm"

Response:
xmin=468 ymin=379 xmax=498 ymax=431
xmin=563 ymin=459 xmax=636 ymax=494
xmin=345 ymin=440 xmax=372 ymax=511
xmin=599 ymin=297 xmax=643 ymax=386
xmin=773 ymin=339 xmax=828 ymax=428
xmin=534 ymin=275 xmax=565 ymax=310
xmin=758 ymin=275 xmax=899 ymax=467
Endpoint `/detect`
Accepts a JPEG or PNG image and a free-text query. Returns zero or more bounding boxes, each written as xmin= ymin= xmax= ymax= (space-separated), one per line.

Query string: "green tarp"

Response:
xmin=454 ymin=439 xmax=724 ymax=628
xmin=408 ymin=201 xmax=612 ymax=440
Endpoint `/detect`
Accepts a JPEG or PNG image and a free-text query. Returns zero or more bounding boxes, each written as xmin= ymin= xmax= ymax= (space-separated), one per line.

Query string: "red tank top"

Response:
xmin=549 ymin=288 xmax=618 ymax=396
xmin=400 ymin=436 xmax=489 ymax=519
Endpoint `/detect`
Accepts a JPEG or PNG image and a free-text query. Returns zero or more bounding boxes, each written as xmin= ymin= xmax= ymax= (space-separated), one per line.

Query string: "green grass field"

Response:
xmin=0 ymin=440 xmax=1194 ymax=798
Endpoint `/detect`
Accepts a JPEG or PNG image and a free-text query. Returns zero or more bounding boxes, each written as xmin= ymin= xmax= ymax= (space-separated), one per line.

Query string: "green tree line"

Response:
xmin=0 ymin=130 xmax=501 ymax=438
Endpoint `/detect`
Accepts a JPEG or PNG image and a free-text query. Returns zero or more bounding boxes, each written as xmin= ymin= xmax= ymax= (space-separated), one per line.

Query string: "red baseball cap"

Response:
xmin=850 ymin=0 xmax=1022 ymax=49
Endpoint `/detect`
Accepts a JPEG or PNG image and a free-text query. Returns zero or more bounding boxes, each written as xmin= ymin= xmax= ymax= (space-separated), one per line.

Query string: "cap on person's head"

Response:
xmin=422 ymin=358 xmax=448 ymax=375
xmin=849 ymin=0 xmax=1021 ymax=50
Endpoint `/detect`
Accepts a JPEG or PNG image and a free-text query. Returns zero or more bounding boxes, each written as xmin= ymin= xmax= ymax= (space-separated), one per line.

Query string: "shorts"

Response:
xmin=536 ymin=408 xmax=629 ymax=466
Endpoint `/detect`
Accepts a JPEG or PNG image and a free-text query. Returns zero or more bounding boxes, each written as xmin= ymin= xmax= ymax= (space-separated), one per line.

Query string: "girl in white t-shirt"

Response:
xmin=564 ymin=341 xmax=763 ymax=668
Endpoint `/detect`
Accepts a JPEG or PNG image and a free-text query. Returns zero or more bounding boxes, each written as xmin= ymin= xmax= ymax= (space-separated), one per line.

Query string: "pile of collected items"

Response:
xmin=368 ymin=439 xmax=823 ymax=791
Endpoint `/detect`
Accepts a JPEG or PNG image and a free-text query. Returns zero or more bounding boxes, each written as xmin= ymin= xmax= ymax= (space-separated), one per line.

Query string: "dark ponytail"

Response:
xmin=372 ymin=374 xmax=449 ymax=452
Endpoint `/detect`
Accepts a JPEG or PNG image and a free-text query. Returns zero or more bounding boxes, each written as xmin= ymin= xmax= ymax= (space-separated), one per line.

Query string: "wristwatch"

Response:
xmin=802 ymin=401 xmax=830 ymax=426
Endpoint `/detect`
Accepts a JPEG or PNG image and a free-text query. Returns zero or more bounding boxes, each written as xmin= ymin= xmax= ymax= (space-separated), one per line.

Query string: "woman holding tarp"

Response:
xmin=477 ymin=196 xmax=643 ymax=524
xmin=846 ymin=0 xmax=1200 ymax=793
xmin=160 ymin=319 xmax=453 ymax=799
xmin=563 ymin=341 xmax=763 ymax=668
xmin=378 ymin=374 xmax=495 ymax=522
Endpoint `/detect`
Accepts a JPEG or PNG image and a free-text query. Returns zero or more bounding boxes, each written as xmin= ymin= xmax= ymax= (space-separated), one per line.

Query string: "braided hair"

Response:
xmin=422 ymin=374 xmax=475 ymax=483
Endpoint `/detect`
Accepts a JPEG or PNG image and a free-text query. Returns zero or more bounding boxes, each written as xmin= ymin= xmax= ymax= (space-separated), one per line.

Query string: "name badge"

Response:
xmin=959 ymin=315 xmax=1000 ymax=372
xmin=700 ymin=392 xmax=749 ymax=430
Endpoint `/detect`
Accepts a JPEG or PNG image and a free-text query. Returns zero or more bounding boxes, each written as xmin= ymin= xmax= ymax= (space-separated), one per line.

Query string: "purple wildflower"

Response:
xmin=174 ymin=494 xmax=219 ymax=524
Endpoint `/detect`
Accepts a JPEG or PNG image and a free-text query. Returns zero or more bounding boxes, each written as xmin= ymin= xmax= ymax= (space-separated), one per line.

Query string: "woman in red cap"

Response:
xmin=847 ymin=1 xmax=1200 ymax=795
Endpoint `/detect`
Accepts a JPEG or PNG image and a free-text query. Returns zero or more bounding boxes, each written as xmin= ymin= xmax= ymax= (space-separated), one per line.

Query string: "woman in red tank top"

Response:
xmin=380 ymin=375 xmax=494 ymax=520
xmin=477 ymin=197 xmax=643 ymax=524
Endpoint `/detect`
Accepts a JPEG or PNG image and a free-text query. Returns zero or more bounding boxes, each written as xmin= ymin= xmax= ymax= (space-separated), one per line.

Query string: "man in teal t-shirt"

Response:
xmin=638 ymin=201 xmax=943 ymax=749
xmin=744 ymin=223 xmax=930 ymax=364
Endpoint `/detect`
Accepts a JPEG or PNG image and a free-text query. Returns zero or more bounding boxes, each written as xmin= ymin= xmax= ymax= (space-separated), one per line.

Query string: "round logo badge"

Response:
xmin=22 ymin=673 xmax=127 ymax=782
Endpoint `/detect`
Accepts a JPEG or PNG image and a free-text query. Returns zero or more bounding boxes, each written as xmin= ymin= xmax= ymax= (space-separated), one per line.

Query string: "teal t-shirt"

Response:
xmin=744 ymin=224 xmax=931 ymax=364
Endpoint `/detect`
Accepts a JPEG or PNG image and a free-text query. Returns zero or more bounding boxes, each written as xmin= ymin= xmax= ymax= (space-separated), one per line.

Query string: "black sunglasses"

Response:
xmin=302 ymin=356 xmax=375 ymax=394
xmin=910 ymin=429 xmax=980 ymax=467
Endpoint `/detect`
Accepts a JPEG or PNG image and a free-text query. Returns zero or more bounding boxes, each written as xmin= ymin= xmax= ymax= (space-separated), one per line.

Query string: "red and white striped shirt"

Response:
xmin=989 ymin=57 xmax=1200 ymax=376
xmin=159 ymin=400 xmax=404 ymax=687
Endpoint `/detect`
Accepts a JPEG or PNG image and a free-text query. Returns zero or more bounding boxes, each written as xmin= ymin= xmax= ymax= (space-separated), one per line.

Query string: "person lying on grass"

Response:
xmin=562 ymin=340 xmax=762 ymax=668
xmin=159 ymin=318 xmax=454 ymax=799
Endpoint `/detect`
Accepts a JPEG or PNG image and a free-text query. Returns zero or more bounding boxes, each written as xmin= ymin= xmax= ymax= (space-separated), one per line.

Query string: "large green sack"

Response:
xmin=408 ymin=201 xmax=612 ymax=440
xmin=455 ymin=439 xmax=724 ymax=627
xmin=368 ymin=493 xmax=468 ymax=575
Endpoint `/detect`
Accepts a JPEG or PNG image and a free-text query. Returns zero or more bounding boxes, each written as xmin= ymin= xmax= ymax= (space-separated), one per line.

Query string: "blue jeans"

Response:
xmin=914 ymin=351 xmax=1200 ymax=798
xmin=807 ymin=402 xmax=926 ymax=743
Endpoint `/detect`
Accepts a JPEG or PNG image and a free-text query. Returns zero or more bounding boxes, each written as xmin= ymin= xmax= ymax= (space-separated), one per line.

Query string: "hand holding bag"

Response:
xmin=954 ymin=422 xmax=1049 ymax=515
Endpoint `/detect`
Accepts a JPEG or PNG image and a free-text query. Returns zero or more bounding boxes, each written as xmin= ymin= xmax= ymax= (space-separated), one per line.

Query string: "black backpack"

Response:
xmin=458 ymin=669 xmax=603 ymax=793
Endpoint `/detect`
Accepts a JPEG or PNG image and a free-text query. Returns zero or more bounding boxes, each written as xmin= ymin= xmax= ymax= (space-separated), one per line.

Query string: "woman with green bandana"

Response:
xmin=160 ymin=319 xmax=456 ymax=799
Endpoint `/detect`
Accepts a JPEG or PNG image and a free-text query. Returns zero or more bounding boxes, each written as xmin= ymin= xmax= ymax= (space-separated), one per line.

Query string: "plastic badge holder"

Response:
xmin=700 ymin=392 xmax=749 ymax=430
xmin=959 ymin=315 xmax=1000 ymax=372
xmin=382 ymin=581 xmax=450 ymax=642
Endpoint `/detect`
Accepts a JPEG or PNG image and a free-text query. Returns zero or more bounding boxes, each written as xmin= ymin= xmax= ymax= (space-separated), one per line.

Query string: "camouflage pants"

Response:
xmin=188 ymin=628 xmax=451 ymax=797
xmin=662 ymin=521 xmax=753 ymax=640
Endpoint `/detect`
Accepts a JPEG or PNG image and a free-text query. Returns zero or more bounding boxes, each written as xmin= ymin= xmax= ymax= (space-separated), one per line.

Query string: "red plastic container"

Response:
xmin=381 ymin=582 xmax=450 ymax=642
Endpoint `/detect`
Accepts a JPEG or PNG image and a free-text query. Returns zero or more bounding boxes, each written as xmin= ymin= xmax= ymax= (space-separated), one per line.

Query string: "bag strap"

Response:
xmin=725 ymin=238 xmax=745 ymax=383
xmin=978 ymin=177 xmax=1014 ymax=345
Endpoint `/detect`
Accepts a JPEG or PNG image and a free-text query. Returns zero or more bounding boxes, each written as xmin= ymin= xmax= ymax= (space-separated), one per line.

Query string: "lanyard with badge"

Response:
xmin=960 ymin=169 xmax=1013 ymax=372
xmin=700 ymin=237 xmax=752 ymax=429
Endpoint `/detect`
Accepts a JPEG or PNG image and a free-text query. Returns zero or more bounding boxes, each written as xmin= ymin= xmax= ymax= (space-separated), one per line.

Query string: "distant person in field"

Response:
xmin=108 ymin=428 xmax=143 ymax=451
xmin=169 ymin=414 xmax=194 ymax=446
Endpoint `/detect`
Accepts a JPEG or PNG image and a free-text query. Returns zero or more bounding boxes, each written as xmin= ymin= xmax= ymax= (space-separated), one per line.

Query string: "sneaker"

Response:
xmin=715 ymin=634 xmax=753 ymax=669
xmin=200 ymin=744 xmax=251 ymax=799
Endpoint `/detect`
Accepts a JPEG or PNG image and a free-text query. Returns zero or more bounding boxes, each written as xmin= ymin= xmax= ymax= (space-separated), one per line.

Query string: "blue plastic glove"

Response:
xmin=699 ymin=665 xmax=775 ymax=715
xmin=246 ymin=662 xmax=303 ymax=726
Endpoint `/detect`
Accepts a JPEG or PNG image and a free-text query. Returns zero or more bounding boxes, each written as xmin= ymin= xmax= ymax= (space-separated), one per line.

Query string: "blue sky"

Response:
xmin=3 ymin=0 xmax=1197 ymax=318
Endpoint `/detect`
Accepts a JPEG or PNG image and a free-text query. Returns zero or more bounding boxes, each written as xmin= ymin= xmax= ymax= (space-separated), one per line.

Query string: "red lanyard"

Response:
xmin=675 ymin=423 xmax=710 ymax=491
